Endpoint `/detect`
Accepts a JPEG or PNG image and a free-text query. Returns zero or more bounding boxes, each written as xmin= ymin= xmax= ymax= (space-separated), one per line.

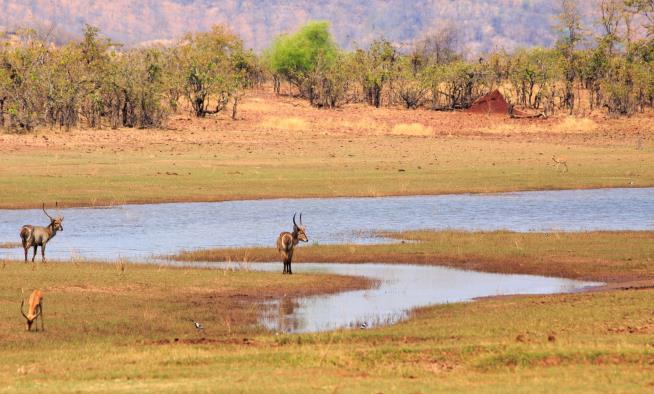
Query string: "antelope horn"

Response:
xmin=42 ymin=203 xmax=53 ymax=220
xmin=55 ymin=201 xmax=63 ymax=220
xmin=299 ymin=212 xmax=303 ymax=226
xmin=20 ymin=300 xmax=28 ymax=320
xmin=292 ymin=213 xmax=298 ymax=227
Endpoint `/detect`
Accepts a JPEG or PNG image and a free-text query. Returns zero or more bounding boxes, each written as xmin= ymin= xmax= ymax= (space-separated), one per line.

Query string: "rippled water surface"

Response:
xmin=1 ymin=188 xmax=652 ymax=260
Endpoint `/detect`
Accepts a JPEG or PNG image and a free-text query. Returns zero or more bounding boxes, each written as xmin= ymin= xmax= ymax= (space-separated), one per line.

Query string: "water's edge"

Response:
xmin=2 ymin=187 xmax=652 ymax=261
xmin=1 ymin=187 xmax=643 ymax=332
xmin=165 ymin=260 xmax=603 ymax=333
xmin=3 ymin=186 xmax=652 ymax=211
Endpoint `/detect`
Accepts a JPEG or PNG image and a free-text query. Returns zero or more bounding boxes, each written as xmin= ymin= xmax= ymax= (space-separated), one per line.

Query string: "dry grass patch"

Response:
xmin=260 ymin=116 xmax=308 ymax=131
xmin=390 ymin=122 xmax=434 ymax=136
xmin=552 ymin=116 xmax=599 ymax=133
xmin=482 ymin=116 xmax=599 ymax=135
xmin=338 ymin=118 xmax=380 ymax=132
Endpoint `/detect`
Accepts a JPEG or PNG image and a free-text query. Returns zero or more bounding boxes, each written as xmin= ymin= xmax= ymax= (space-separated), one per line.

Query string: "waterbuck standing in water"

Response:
xmin=20 ymin=203 xmax=64 ymax=262
xmin=276 ymin=213 xmax=308 ymax=274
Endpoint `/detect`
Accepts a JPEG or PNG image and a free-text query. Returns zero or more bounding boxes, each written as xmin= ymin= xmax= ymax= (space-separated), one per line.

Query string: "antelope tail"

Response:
xmin=20 ymin=226 xmax=33 ymax=242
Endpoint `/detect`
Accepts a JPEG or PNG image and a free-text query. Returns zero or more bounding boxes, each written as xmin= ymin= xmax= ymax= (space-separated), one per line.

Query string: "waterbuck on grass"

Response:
xmin=20 ymin=203 xmax=64 ymax=262
xmin=276 ymin=213 xmax=308 ymax=274
xmin=20 ymin=289 xmax=44 ymax=332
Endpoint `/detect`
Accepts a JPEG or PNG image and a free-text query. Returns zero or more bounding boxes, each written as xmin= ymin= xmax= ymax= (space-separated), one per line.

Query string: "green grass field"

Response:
xmin=1 ymin=231 xmax=653 ymax=392
xmin=0 ymin=133 xmax=652 ymax=208
xmin=1 ymin=258 xmax=653 ymax=392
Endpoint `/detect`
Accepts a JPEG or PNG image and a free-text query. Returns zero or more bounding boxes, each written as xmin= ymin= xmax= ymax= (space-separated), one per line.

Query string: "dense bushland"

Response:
xmin=266 ymin=1 xmax=654 ymax=115
xmin=0 ymin=25 xmax=262 ymax=131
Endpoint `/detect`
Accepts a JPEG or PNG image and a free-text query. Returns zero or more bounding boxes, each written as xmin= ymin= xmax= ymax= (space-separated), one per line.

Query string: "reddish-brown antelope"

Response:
xmin=20 ymin=203 xmax=64 ymax=262
xmin=552 ymin=155 xmax=568 ymax=172
xmin=21 ymin=290 xmax=44 ymax=332
xmin=276 ymin=213 xmax=308 ymax=274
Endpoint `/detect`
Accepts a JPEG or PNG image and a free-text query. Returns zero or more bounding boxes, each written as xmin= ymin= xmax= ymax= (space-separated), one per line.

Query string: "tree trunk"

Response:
xmin=564 ymin=69 xmax=575 ymax=114
xmin=194 ymin=97 xmax=205 ymax=117
xmin=372 ymin=84 xmax=381 ymax=108
xmin=232 ymin=96 xmax=238 ymax=120
xmin=273 ymin=76 xmax=281 ymax=95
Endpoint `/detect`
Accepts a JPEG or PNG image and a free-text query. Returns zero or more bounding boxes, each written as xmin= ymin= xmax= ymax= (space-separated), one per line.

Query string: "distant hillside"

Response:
xmin=1 ymin=0 xmax=599 ymax=53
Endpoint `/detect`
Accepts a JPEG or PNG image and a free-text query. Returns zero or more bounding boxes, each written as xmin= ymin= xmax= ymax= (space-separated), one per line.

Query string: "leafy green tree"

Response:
xmin=43 ymin=43 xmax=84 ymax=129
xmin=265 ymin=22 xmax=352 ymax=108
xmin=176 ymin=25 xmax=247 ymax=117
xmin=1 ymin=31 xmax=50 ymax=131
xmin=508 ymin=48 xmax=559 ymax=109
xmin=77 ymin=25 xmax=114 ymax=128
xmin=354 ymin=39 xmax=397 ymax=108
xmin=602 ymin=56 xmax=633 ymax=114
xmin=555 ymin=0 xmax=584 ymax=113
xmin=0 ymin=49 xmax=11 ymax=127
xmin=303 ymin=51 xmax=353 ymax=108
xmin=160 ymin=46 xmax=185 ymax=112
xmin=115 ymin=49 xmax=169 ymax=128
xmin=394 ymin=56 xmax=428 ymax=109
xmin=228 ymin=48 xmax=260 ymax=118
xmin=480 ymin=50 xmax=511 ymax=91
xmin=266 ymin=21 xmax=338 ymax=96
xmin=631 ymin=59 xmax=654 ymax=111
xmin=422 ymin=60 xmax=484 ymax=110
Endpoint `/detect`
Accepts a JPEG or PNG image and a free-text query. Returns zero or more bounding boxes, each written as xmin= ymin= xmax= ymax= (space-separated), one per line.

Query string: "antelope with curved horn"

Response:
xmin=20 ymin=202 xmax=64 ymax=262
xmin=276 ymin=213 xmax=308 ymax=274
xmin=552 ymin=155 xmax=568 ymax=172
xmin=21 ymin=290 xmax=44 ymax=332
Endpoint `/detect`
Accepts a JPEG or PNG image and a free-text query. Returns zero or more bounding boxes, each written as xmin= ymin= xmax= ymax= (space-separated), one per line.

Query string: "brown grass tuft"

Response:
xmin=260 ymin=116 xmax=308 ymax=131
xmin=390 ymin=122 xmax=433 ymax=136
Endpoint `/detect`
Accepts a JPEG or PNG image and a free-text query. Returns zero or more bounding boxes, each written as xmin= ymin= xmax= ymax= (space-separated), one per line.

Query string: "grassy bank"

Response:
xmin=1 ymin=90 xmax=652 ymax=209
xmin=174 ymin=230 xmax=654 ymax=283
xmin=0 ymin=261 xmax=369 ymax=343
xmin=2 ymin=140 xmax=653 ymax=210
xmin=0 ymin=260 xmax=653 ymax=392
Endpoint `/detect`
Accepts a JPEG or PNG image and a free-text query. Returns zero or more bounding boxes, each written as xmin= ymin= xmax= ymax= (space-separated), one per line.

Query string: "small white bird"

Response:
xmin=360 ymin=322 xmax=368 ymax=329
xmin=189 ymin=319 xmax=204 ymax=331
